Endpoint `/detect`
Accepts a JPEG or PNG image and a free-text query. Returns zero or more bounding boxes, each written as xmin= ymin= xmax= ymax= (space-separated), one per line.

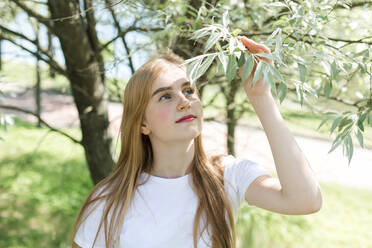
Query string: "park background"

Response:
xmin=0 ymin=0 xmax=372 ymax=247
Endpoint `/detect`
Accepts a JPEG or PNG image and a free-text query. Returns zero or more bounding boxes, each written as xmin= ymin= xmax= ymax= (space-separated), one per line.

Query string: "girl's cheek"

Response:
xmin=158 ymin=107 xmax=171 ymax=122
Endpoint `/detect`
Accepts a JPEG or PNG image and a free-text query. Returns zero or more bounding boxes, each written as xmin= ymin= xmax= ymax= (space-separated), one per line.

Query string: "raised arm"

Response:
xmin=237 ymin=36 xmax=323 ymax=215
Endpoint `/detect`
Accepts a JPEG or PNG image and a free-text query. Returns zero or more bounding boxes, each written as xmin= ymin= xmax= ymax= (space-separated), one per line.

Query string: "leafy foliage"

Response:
xmin=175 ymin=1 xmax=372 ymax=163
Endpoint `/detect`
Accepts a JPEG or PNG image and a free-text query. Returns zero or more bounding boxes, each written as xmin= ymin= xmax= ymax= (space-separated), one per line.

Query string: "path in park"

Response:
xmin=2 ymin=84 xmax=372 ymax=189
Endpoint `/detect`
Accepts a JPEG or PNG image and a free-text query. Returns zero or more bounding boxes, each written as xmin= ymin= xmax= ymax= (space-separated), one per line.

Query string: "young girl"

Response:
xmin=71 ymin=36 xmax=322 ymax=248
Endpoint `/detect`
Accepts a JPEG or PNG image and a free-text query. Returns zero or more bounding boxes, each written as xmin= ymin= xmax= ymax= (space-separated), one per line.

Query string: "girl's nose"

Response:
xmin=177 ymin=93 xmax=191 ymax=111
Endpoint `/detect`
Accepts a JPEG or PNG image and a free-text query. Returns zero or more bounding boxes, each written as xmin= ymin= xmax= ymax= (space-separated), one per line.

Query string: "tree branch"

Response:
xmin=83 ymin=0 xmax=106 ymax=82
xmin=0 ymin=34 xmax=67 ymax=76
xmin=105 ymin=0 xmax=135 ymax=74
xmin=24 ymin=0 xmax=48 ymax=5
xmin=0 ymin=24 xmax=66 ymax=73
xmin=335 ymin=1 xmax=372 ymax=9
xmin=10 ymin=0 xmax=54 ymax=31
xmin=99 ymin=26 xmax=163 ymax=52
xmin=326 ymin=36 xmax=372 ymax=45
xmin=0 ymin=104 xmax=81 ymax=144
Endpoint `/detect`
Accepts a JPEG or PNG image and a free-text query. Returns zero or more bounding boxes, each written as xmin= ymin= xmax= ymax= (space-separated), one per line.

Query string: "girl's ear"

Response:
xmin=141 ymin=122 xmax=151 ymax=135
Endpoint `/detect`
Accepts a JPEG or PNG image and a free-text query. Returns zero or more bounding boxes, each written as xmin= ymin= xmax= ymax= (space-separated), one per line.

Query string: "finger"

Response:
xmin=237 ymin=36 xmax=270 ymax=54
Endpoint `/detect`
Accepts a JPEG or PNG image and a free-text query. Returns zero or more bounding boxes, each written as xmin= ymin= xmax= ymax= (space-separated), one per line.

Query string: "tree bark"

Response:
xmin=47 ymin=0 xmax=114 ymax=184
xmin=226 ymin=78 xmax=240 ymax=156
xmin=0 ymin=39 xmax=2 ymax=71
xmin=47 ymin=31 xmax=56 ymax=78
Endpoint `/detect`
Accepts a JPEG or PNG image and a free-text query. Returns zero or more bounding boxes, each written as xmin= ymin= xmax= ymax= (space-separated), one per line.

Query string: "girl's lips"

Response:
xmin=176 ymin=115 xmax=197 ymax=123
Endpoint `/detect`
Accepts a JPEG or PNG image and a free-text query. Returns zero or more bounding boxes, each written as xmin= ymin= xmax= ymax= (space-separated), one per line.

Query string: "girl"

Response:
xmin=71 ymin=36 xmax=323 ymax=248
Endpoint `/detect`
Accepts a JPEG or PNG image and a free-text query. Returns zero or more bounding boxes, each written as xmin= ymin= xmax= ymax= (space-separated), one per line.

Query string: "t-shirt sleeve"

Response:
xmin=222 ymin=155 xmax=271 ymax=207
xmin=74 ymin=201 xmax=107 ymax=248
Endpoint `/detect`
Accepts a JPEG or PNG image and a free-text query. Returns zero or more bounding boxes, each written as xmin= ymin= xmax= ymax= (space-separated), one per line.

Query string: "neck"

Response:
xmin=149 ymin=139 xmax=195 ymax=178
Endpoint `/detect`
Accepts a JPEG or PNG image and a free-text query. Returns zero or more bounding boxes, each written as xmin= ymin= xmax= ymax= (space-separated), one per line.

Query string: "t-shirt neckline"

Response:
xmin=142 ymin=171 xmax=191 ymax=183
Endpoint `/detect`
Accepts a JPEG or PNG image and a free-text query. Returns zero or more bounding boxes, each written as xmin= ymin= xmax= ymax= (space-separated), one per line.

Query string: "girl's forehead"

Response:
xmin=153 ymin=66 xmax=188 ymax=89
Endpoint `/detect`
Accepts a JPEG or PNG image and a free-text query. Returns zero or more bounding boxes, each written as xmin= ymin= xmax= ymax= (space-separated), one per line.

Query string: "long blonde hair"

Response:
xmin=71 ymin=53 xmax=237 ymax=248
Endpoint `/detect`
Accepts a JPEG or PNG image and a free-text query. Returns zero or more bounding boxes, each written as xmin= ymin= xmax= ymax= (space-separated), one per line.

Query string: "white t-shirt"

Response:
xmin=74 ymin=155 xmax=270 ymax=248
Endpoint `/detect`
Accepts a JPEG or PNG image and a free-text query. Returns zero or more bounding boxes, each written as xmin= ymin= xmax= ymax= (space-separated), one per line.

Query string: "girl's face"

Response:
xmin=141 ymin=63 xmax=203 ymax=143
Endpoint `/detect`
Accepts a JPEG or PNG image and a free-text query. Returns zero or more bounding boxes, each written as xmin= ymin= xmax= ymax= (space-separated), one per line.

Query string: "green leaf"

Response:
xmin=255 ymin=53 xmax=278 ymax=62
xmin=357 ymin=113 xmax=367 ymax=131
xmin=216 ymin=41 xmax=223 ymax=52
xmin=295 ymin=84 xmax=304 ymax=106
xmin=252 ymin=60 xmax=264 ymax=86
xmin=324 ymin=80 xmax=332 ymax=98
xmin=226 ymin=55 xmax=238 ymax=83
xmin=182 ymin=52 xmax=219 ymax=65
xmin=353 ymin=49 xmax=369 ymax=58
xmin=306 ymin=52 xmax=328 ymax=58
xmin=205 ymin=32 xmax=222 ymax=53
xmin=266 ymin=71 xmax=276 ymax=96
xmin=358 ymin=62 xmax=367 ymax=73
xmin=193 ymin=55 xmax=217 ymax=82
xmin=218 ymin=52 xmax=228 ymax=73
xmin=275 ymin=29 xmax=283 ymax=64
xmin=317 ymin=115 xmax=333 ymax=130
xmin=298 ymin=63 xmax=307 ymax=82
xmin=277 ymin=82 xmax=287 ymax=103
xmin=188 ymin=59 xmax=203 ymax=85
xmin=232 ymin=29 xmax=241 ymax=37
xmin=355 ymin=128 xmax=364 ymax=148
xmin=329 ymin=127 xmax=350 ymax=154
xmin=190 ymin=28 xmax=211 ymax=40
xmin=222 ymin=10 xmax=229 ymax=28
xmin=330 ymin=116 xmax=342 ymax=134
xmin=238 ymin=53 xmax=246 ymax=67
xmin=368 ymin=112 xmax=372 ymax=127
xmin=345 ymin=135 xmax=354 ymax=165
xmin=331 ymin=61 xmax=339 ymax=79
xmin=187 ymin=59 xmax=201 ymax=78
xmin=265 ymin=28 xmax=281 ymax=44
xmin=242 ymin=54 xmax=254 ymax=81
xmin=268 ymin=64 xmax=285 ymax=82
xmin=328 ymin=135 xmax=343 ymax=153
xmin=267 ymin=2 xmax=289 ymax=8
xmin=338 ymin=117 xmax=353 ymax=132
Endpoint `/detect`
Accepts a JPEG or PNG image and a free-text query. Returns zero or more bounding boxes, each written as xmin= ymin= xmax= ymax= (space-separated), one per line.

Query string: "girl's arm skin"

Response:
xmin=237 ymin=36 xmax=323 ymax=215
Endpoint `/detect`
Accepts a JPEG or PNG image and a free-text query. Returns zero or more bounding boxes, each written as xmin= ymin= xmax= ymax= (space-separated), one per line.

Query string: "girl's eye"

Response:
xmin=159 ymin=94 xmax=171 ymax=101
xmin=185 ymin=87 xmax=195 ymax=95
xmin=159 ymin=87 xmax=195 ymax=101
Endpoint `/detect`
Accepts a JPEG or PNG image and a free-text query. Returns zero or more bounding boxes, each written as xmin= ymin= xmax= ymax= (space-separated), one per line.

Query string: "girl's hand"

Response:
xmin=237 ymin=36 xmax=273 ymax=97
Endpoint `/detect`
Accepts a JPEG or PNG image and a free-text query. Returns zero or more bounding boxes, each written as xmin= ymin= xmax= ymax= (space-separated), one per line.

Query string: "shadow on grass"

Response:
xmin=0 ymin=151 xmax=92 ymax=248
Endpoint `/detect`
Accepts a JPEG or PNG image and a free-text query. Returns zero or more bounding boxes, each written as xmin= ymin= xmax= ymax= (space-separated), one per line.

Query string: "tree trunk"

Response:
xmin=48 ymin=0 xmax=114 ymax=184
xmin=0 ymin=39 xmax=2 ymax=71
xmin=34 ymin=23 xmax=42 ymax=128
xmin=35 ymin=52 xmax=41 ymax=128
xmin=226 ymin=78 xmax=240 ymax=156
xmin=47 ymin=31 xmax=56 ymax=78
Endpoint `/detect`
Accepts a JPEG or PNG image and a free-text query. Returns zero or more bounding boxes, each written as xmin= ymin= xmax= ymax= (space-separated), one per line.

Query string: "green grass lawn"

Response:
xmin=1 ymin=120 xmax=371 ymax=247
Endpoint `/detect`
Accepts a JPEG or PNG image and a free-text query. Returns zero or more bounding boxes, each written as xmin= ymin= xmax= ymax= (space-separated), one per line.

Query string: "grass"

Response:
xmin=1 ymin=60 xmax=71 ymax=93
xmin=0 ymin=119 xmax=91 ymax=248
xmin=1 ymin=120 xmax=372 ymax=247
xmin=236 ymin=183 xmax=372 ymax=248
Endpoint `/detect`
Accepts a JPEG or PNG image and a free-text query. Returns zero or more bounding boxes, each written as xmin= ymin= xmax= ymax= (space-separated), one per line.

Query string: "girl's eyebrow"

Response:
xmin=151 ymin=81 xmax=191 ymax=98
